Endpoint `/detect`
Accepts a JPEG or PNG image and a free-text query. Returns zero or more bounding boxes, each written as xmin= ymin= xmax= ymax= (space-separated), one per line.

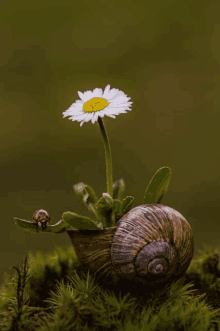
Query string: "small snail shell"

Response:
xmin=68 ymin=204 xmax=194 ymax=287
xmin=32 ymin=209 xmax=51 ymax=229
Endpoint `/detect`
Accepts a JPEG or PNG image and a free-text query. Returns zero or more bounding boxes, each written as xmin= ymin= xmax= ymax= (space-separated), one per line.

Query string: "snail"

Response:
xmin=32 ymin=209 xmax=51 ymax=229
xmin=67 ymin=204 xmax=194 ymax=287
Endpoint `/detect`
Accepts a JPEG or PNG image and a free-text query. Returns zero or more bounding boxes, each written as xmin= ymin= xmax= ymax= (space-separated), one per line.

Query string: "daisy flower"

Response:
xmin=63 ymin=84 xmax=132 ymax=198
xmin=62 ymin=84 xmax=132 ymax=126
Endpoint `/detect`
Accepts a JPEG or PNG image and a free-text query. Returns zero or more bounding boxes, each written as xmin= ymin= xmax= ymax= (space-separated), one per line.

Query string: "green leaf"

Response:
xmin=73 ymin=182 xmax=103 ymax=223
xmin=143 ymin=166 xmax=172 ymax=204
xmin=96 ymin=197 xmax=110 ymax=215
xmin=73 ymin=182 xmax=98 ymax=206
xmin=121 ymin=196 xmax=135 ymax=216
xmin=95 ymin=196 xmax=113 ymax=227
xmin=112 ymin=179 xmax=125 ymax=201
xmin=62 ymin=211 xmax=103 ymax=230
xmin=112 ymin=199 xmax=122 ymax=223
xmin=14 ymin=218 xmax=73 ymax=234
xmin=102 ymin=192 xmax=113 ymax=206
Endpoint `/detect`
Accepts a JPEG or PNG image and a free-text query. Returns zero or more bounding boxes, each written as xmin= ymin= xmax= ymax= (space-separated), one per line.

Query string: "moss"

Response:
xmin=1 ymin=243 xmax=220 ymax=330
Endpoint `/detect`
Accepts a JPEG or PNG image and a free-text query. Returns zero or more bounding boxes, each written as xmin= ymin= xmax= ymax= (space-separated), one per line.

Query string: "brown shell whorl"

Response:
xmin=110 ymin=204 xmax=194 ymax=285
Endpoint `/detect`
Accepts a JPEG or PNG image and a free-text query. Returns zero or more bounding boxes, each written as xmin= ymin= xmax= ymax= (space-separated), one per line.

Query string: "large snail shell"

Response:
xmin=110 ymin=204 xmax=194 ymax=285
xmin=67 ymin=204 xmax=194 ymax=288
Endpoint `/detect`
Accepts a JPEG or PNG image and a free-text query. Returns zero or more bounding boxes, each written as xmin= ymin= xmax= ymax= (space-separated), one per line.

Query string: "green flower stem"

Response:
xmin=98 ymin=116 xmax=113 ymax=197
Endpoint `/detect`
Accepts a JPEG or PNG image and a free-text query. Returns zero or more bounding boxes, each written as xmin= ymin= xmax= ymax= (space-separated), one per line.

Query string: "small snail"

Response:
xmin=32 ymin=209 xmax=51 ymax=229
xmin=67 ymin=204 xmax=194 ymax=287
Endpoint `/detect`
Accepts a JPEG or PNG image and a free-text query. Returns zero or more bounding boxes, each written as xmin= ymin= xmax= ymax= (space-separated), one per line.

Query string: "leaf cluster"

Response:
xmin=67 ymin=166 xmax=172 ymax=229
xmin=14 ymin=166 xmax=172 ymax=232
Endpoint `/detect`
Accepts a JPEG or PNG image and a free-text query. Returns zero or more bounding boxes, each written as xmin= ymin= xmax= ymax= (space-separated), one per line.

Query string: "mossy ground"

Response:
xmin=1 ymin=243 xmax=220 ymax=330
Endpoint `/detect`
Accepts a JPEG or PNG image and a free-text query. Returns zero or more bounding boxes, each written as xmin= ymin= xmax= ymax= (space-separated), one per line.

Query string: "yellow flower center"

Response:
xmin=83 ymin=97 xmax=109 ymax=113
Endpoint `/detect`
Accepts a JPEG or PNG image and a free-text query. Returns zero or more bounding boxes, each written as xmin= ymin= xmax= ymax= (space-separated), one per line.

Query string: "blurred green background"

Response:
xmin=1 ymin=0 xmax=220 ymax=286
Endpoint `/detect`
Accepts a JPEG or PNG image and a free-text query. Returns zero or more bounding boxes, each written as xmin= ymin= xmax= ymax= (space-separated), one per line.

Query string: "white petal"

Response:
xmin=78 ymin=91 xmax=84 ymax=100
xmin=69 ymin=116 xmax=79 ymax=121
xmin=110 ymin=91 xmax=126 ymax=101
xmin=104 ymin=109 xmax=126 ymax=116
xmin=72 ymin=99 xmax=84 ymax=106
xmin=72 ymin=113 xmax=87 ymax=120
xmin=67 ymin=102 xmax=83 ymax=111
xmin=106 ymin=113 xmax=116 ymax=118
xmin=91 ymin=114 xmax=99 ymax=124
xmin=105 ymin=88 xmax=119 ymax=99
xmin=92 ymin=88 xmax=103 ymax=97
xmin=82 ymin=91 xmax=94 ymax=102
xmin=110 ymin=94 xmax=129 ymax=104
xmin=110 ymin=98 xmax=133 ymax=107
xmin=105 ymin=108 xmax=126 ymax=114
xmin=103 ymin=84 xmax=111 ymax=97
xmin=63 ymin=106 xmax=83 ymax=117
xmin=98 ymin=110 xmax=105 ymax=117
xmin=84 ymin=113 xmax=94 ymax=122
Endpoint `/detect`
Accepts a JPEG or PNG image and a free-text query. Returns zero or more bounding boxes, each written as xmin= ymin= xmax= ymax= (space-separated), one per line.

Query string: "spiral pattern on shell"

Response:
xmin=110 ymin=204 xmax=194 ymax=285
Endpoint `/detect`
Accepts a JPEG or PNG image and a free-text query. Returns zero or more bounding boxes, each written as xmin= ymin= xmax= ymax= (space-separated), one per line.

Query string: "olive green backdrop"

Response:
xmin=1 ymin=0 xmax=220 ymax=286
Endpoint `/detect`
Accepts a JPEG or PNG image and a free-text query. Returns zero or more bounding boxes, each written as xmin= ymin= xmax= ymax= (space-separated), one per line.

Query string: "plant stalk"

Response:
xmin=98 ymin=117 xmax=113 ymax=197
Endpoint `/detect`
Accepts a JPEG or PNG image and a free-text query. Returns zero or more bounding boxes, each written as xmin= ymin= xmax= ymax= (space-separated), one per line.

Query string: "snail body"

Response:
xmin=67 ymin=204 xmax=194 ymax=287
xmin=32 ymin=209 xmax=51 ymax=229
